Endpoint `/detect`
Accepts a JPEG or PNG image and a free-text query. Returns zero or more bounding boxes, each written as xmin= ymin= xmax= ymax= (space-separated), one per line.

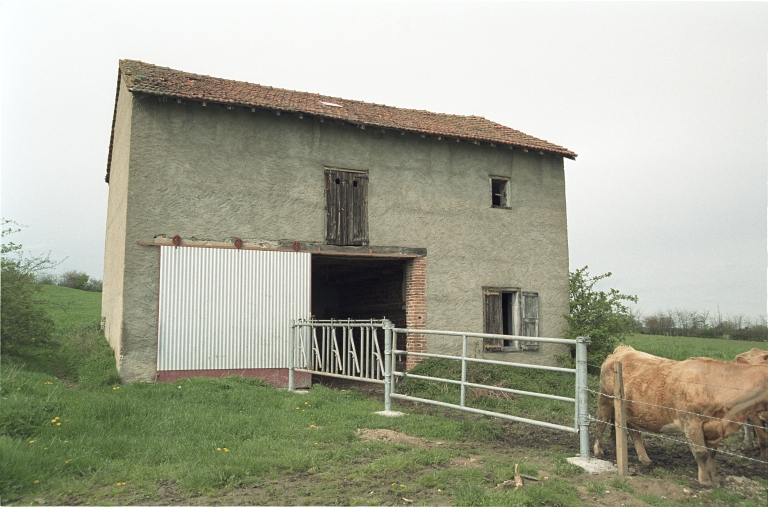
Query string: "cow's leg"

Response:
xmin=751 ymin=414 xmax=768 ymax=460
xmin=627 ymin=427 xmax=652 ymax=466
xmin=743 ymin=423 xmax=755 ymax=449
xmin=704 ymin=447 xmax=719 ymax=487
xmin=685 ymin=422 xmax=717 ymax=486
xmin=593 ymin=392 xmax=614 ymax=458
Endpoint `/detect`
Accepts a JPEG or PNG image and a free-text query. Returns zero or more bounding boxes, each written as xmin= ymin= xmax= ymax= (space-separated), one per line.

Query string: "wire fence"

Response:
xmin=583 ymin=361 xmax=767 ymax=467
xmin=586 ymin=388 xmax=767 ymax=465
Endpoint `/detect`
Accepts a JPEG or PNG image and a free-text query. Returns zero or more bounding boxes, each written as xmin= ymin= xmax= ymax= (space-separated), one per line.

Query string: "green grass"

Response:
xmin=1 ymin=287 xmax=554 ymax=505
xmin=3 ymin=287 xmax=765 ymax=505
xmin=37 ymin=284 xmax=101 ymax=330
xmin=623 ymin=333 xmax=765 ymax=361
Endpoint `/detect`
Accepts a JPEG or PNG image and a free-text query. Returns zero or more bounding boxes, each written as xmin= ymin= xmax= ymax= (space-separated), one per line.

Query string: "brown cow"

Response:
xmin=735 ymin=348 xmax=768 ymax=459
xmin=593 ymin=345 xmax=768 ymax=486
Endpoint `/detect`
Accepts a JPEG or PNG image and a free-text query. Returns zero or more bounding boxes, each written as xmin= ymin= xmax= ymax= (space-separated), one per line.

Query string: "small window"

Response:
xmin=483 ymin=288 xmax=539 ymax=352
xmin=490 ymin=177 xmax=509 ymax=208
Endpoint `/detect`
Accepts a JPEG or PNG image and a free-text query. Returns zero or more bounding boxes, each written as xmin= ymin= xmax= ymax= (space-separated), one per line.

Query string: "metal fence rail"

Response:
xmin=289 ymin=319 xmax=591 ymax=459
xmin=389 ymin=325 xmax=591 ymax=458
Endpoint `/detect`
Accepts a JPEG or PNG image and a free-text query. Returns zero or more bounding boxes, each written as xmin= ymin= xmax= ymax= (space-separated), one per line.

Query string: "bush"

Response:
xmin=1 ymin=220 xmax=58 ymax=353
xmin=57 ymin=270 xmax=103 ymax=292
xmin=58 ymin=270 xmax=91 ymax=290
xmin=563 ymin=266 xmax=637 ymax=372
xmin=35 ymin=273 xmax=59 ymax=285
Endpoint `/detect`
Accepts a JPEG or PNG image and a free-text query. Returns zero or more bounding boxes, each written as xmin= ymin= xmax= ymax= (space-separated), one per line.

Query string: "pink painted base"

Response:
xmin=155 ymin=368 xmax=311 ymax=388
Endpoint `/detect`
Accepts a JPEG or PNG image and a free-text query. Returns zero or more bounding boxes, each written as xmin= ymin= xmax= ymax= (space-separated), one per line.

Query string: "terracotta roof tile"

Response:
xmin=107 ymin=60 xmax=575 ymax=181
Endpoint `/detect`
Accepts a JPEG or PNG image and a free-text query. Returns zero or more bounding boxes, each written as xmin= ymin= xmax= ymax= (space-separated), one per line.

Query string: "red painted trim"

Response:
xmin=155 ymin=247 xmax=162 ymax=376
xmin=155 ymin=368 xmax=311 ymax=389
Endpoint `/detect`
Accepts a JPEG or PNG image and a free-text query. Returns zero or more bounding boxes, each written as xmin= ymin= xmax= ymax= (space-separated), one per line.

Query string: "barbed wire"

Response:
xmin=585 ymin=362 xmax=767 ymax=394
xmin=584 ymin=387 xmax=767 ymax=431
xmin=589 ymin=415 xmax=768 ymax=465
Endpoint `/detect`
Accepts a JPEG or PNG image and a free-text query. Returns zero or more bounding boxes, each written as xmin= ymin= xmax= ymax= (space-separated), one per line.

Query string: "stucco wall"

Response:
xmin=110 ymin=95 xmax=570 ymax=382
xmin=101 ymin=77 xmax=133 ymax=368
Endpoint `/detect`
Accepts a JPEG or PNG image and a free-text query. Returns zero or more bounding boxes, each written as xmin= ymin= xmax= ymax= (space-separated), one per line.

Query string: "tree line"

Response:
xmin=634 ymin=309 xmax=767 ymax=342
xmin=36 ymin=270 xmax=102 ymax=292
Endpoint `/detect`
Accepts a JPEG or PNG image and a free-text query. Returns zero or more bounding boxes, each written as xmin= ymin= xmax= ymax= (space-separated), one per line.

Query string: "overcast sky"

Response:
xmin=2 ymin=1 xmax=766 ymax=319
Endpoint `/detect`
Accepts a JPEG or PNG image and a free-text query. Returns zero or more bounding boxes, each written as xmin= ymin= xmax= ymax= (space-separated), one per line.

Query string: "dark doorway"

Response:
xmin=311 ymin=256 xmax=406 ymax=328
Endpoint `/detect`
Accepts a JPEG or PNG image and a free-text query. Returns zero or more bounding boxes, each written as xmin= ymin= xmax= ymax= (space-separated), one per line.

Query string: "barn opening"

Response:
xmin=311 ymin=255 xmax=409 ymax=370
xmin=311 ymin=255 xmax=406 ymax=326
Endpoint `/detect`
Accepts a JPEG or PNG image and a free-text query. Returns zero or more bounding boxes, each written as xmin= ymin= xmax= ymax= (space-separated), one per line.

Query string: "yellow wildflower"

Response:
xmin=224 ymin=448 xmax=229 ymax=452
xmin=29 ymin=440 xmax=35 ymax=444
xmin=310 ymin=424 xmax=317 ymax=428
xmin=216 ymin=447 xmax=221 ymax=451
xmin=34 ymin=480 xmax=39 ymax=484
xmin=56 ymin=423 xmax=61 ymax=426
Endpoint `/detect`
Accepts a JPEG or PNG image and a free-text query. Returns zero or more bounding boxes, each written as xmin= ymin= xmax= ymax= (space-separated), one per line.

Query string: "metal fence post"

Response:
xmin=460 ymin=334 xmax=468 ymax=407
xmin=576 ymin=335 xmax=591 ymax=459
xmin=383 ymin=319 xmax=393 ymax=412
xmin=289 ymin=320 xmax=296 ymax=391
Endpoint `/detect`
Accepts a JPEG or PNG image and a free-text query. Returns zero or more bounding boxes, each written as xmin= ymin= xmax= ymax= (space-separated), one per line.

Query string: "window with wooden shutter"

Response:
xmin=483 ymin=291 xmax=503 ymax=351
xmin=483 ymin=288 xmax=539 ymax=352
xmin=520 ymin=292 xmax=540 ymax=350
xmin=325 ymin=169 xmax=369 ymax=246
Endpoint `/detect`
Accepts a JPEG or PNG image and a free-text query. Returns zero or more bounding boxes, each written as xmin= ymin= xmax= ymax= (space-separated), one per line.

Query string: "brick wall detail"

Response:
xmin=404 ymin=257 xmax=427 ymax=369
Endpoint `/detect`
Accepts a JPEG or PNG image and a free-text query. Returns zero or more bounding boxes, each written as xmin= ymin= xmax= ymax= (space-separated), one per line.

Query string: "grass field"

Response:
xmin=623 ymin=333 xmax=765 ymax=362
xmin=1 ymin=287 xmax=765 ymax=506
xmin=38 ymin=284 xmax=102 ymax=330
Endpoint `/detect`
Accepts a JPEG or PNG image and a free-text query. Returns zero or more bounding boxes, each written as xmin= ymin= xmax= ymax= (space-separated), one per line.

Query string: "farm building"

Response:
xmin=102 ymin=60 xmax=577 ymax=385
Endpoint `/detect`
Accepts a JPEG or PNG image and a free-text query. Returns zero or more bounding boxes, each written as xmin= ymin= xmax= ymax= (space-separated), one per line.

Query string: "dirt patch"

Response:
xmin=450 ymin=455 xmax=483 ymax=468
xmin=355 ymin=428 xmax=445 ymax=448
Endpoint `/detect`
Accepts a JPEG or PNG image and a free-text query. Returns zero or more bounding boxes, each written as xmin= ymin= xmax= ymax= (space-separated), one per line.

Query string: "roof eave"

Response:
xmin=123 ymin=86 xmax=577 ymax=160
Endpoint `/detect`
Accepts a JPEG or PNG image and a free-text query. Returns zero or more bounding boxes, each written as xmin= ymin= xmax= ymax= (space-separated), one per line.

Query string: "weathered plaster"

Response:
xmin=101 ymin=77 xmax=133 ymax=371
xmin=107 ymin=97 xmax=570 ymax=382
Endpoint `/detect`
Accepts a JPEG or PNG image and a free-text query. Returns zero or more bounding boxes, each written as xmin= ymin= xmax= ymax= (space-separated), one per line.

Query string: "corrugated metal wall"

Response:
xmin=157 ymin=246 xmax=311 ymax=371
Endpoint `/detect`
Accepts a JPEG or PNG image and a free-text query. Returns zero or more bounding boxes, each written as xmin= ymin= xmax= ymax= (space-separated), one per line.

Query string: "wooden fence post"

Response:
xmin=614 ymin=361 xmax=628 ymax=477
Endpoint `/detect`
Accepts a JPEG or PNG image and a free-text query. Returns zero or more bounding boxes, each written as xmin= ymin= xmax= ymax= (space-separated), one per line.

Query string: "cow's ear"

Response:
xmin=735 ymin=356 xmax=749 ymax=364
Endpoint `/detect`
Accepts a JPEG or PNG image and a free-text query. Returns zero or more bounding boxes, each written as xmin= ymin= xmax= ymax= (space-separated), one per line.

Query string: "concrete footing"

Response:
xmin=566 ymin=457 xmax=617 ymax=474
xmin=375 ymin=410 xmax=404 ymax=417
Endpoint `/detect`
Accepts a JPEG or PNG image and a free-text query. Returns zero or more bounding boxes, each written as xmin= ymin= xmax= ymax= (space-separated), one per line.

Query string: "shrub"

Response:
xmin=1 ymin=220 xmax=58 ymax=353
xmin=35 ymin=273 xmax=59 ymax=285
xmin=56 ymin=270 xmax=103 ymax=292
xmin=563 ymin=266 xmax=637 ymax=372
xmin=58 ymin=270 xmax=91 ymax=290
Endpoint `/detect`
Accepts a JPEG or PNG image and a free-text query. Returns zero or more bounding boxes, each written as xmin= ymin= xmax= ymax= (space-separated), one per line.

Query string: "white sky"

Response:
xmin=2 ymin=1 xmax=766 ymax=319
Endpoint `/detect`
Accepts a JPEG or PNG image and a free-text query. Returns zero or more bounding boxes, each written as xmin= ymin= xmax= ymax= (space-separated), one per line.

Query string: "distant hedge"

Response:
xmin=36 ymin=270 xmax=102 ymax=292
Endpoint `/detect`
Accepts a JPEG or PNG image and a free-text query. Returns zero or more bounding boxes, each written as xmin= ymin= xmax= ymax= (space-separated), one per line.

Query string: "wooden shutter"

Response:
xmin=483 ymin=291 xmax=503 ymax=351
xmin=325 ymin=170 xmax=340 ymax=245
xmin=520 ymin=292 xmax=539 ymax=350
xmin=325 ymin=169 xmax=368 ymax=246
xmin=349 ymin=173 xmax=368 ymax=246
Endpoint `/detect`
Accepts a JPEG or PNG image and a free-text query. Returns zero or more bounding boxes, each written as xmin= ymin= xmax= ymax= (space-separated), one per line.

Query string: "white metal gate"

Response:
xmin=158 ymin=246 xmax=311 ymax=371
xmin=292 ymin=319 xmax=386 ymax=382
